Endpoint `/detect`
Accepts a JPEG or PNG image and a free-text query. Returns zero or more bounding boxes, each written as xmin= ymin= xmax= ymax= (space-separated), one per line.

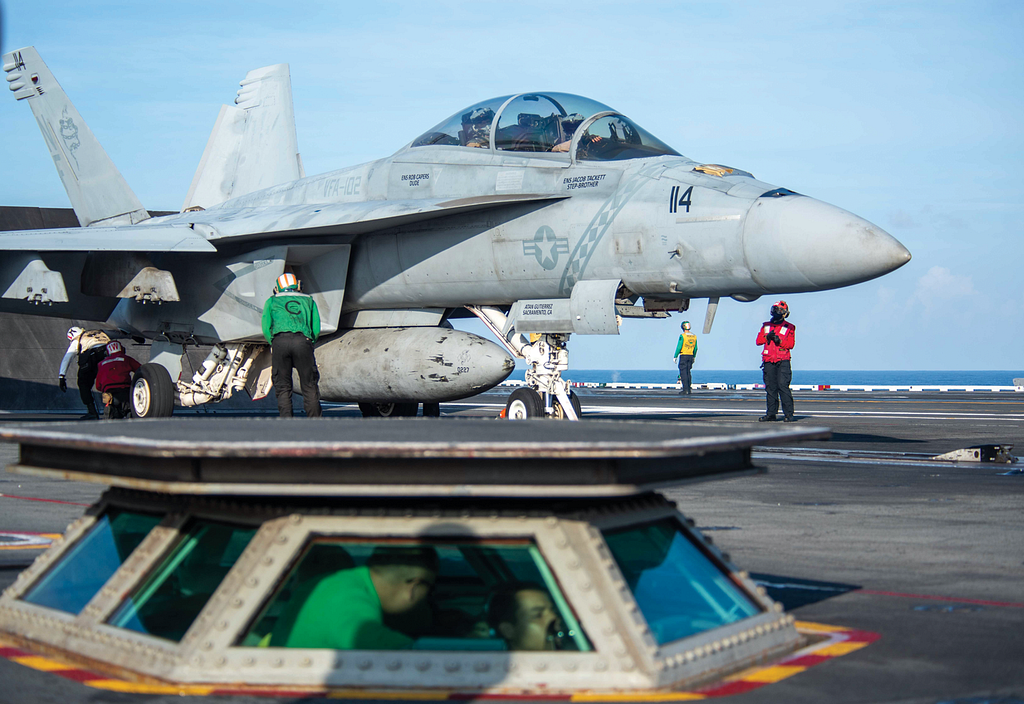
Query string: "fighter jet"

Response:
xmin=0 ymin=46 xmax=910 ymax=420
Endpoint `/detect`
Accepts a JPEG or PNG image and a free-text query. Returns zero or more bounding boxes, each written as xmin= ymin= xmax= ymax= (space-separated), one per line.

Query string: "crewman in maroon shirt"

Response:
xmin=95 ymin=341 xmax=141 ymax=419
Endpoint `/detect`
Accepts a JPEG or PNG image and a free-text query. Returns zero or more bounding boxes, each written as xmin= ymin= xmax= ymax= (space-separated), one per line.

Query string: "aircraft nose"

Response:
xmin=742 ymin=195 xmax=911 ymax=291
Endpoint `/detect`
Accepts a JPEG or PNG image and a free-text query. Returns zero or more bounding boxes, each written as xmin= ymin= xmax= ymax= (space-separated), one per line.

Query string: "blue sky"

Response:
xmin=2 ymin=1 xmax=1021 ymax=371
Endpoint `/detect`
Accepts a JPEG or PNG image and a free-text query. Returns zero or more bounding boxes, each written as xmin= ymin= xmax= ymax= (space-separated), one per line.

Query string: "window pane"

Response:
xmin=411 ymin=96 xmax=510 ymax=149
xmin=603 ymin=520 xmax=760 ymax=645
xmin=242 ymin=539 xmax=591 ymax=652
xmin=577 ymin=115 xmax=679 ymax=161
xmin=108 ymin=520 xmax=256 ymax=642
xmin=22 ymin=510 xmax=161 ymax=614
xmin=496 ymin=93 xmax=613 ymax=154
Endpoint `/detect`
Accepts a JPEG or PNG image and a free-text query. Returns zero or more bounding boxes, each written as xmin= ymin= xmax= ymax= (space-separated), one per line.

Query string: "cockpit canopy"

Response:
xmin=410 ymin=92 xmax=680 ymax=162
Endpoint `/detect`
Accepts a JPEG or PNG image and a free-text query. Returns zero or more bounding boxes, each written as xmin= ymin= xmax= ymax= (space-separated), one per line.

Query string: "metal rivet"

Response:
xmin=579 ymin=580 xmax=592 ymax=591
xmin=474 ymin=662 xmax=490 ymax=673
xmin=445 ymin=661 xmax=460 ymax=672
xmin=621 ymin=662 xmax=636 ymax=672
xmin=614 ymin=647 xmax=627 ymax=658
xmin=416 ymin=661 xmax=431 ymax=672
xmin=231 ymin=597 xmax=244 ymax=608
xmin=358 ymin=659 xmax=373 ymax=670
xmin=243 ymin=656 xmax=256 ymax=666
xmin=215 ymin=656 xmax=227 ymax=667
xmin=300 ymin=657 xmax=313 ymax=667
xmin=202 ymin=640 xmax=215 ymax=651
xmin=594 ymin=660 xmax=608 ymax=672
xmin=534 ymin=662 xmax=548 ymax=672
xmin=245 ymin=576 xmax=259 ymax=588
xmin=191 ymin=655 xmax=204 ymax=666
xmin=289 ymin=514 xmax=303 ymax=524
xmin=387 ymin=659 xmax=402 ymax=671
xmin=261 ymin=556 xmax=274 ymax=566
xmin=563 ymin=662 xmax=577 ymax=672
xmin=568 ymin=559 xmax=580 ymax=570
xmin=275 ymin=535 xmax=288 ymax=544
xmin=216 ymin=620 xmax=230 ymax=631
xmin=271 ymin=657 xmax=284 ymax=668
xmin=590 ymin=603 xmax=604 ymax=613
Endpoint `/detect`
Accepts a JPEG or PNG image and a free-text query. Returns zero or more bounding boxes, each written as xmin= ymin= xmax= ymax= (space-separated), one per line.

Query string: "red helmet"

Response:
xmin=770 ymin=300 xmax=789 ymax=319
xmin=105 ymin=341 xmax=124 ymax=356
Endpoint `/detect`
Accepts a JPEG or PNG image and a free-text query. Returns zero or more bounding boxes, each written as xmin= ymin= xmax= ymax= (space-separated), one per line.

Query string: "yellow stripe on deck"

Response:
xmin=11 ymin=655 xmax=71 ymax=672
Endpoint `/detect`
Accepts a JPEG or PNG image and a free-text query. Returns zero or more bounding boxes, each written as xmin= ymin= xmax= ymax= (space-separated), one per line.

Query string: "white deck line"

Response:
xmin=498 ymin=381 xmax=1023 ymax=393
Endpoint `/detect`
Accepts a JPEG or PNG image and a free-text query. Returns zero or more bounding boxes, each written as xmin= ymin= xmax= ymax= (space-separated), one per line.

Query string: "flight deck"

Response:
xmin=0 ymin=387 xmax=1021 ymax=703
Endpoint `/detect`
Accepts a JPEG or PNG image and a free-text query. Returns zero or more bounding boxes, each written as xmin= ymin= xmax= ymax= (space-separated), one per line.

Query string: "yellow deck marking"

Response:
xmin=795 ymin=620 xmax=850 ymax=633
xmin=739 ymin=665 xmax=806 ymax=683
xmin=573 ymin=692 xmax=705 ymax=701
xmin=814 ymin=641 xmax=871 ymax=656
xmin=84 ymin=679 xmax=215 ymax=695
xmin=11 ymin=655 xmax=70 ymax=671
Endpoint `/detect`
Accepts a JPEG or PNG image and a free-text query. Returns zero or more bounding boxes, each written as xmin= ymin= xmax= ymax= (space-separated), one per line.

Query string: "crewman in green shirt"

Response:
xmin=261 ymin=272 xmax=322 ymax=417
xmin=275 ymin=547 xmax=439 ymax=650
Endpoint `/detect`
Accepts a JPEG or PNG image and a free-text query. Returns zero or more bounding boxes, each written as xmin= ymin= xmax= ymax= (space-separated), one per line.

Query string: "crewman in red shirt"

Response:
xmin=756 ymin=301 xmax=796 ymax=422
xmin=94 ymin=341 xmax=141 ymax=419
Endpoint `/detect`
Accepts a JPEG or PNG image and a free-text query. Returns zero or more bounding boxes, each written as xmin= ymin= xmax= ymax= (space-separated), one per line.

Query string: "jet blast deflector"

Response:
xmin=0 ymin=419 xmax=829 ymax=695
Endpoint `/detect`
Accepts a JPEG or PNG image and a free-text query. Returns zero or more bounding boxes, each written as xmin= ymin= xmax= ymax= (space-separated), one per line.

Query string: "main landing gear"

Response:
xmin=468 ymin=307 xmax=582 ymax=421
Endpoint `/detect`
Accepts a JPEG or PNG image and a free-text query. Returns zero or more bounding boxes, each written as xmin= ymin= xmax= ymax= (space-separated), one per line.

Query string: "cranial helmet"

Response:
xmin=105 ymin=341 xmax=123 ymax=356
xmin=771 ymin=300 xmax=790 ymax=319
xmin=681 ymin=321 xmax=691 ymax=331
xmin=67 ymin=326 xmax=84 ymax=341
xmin=276 ymin=273 xmax=298 ymax=292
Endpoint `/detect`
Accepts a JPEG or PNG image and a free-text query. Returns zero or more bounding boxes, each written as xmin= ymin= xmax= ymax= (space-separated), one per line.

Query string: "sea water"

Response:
xmin=506 ymin=370 xmax=1024 ymax=386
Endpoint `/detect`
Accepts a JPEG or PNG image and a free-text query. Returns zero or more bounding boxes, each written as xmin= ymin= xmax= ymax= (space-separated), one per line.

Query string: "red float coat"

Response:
xmin=756 ymin=320 xmax=796 ymax=363
xmin=95 ymin=354 xmax=141 ymax=392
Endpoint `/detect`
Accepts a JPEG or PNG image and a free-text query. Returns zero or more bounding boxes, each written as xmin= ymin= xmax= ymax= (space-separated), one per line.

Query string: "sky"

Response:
xmin=1 ymin=1 xmax=1021 ymax=371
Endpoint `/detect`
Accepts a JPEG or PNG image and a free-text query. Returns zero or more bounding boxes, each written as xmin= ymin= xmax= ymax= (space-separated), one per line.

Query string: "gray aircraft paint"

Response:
xmin=1 ymin=48 xmax=911 ymax=411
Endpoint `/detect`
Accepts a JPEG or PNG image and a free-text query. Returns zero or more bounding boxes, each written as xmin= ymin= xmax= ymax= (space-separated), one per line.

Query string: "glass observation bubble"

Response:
xmin=241 ymin=538 xmax=591 ymax=652
xmin=108 ymin=520 xmax=257 ymax=642
xmin=603 ymin=519 xmax=760 ymax=644
xmin=21 ymin=509 xmax=161 ymax=615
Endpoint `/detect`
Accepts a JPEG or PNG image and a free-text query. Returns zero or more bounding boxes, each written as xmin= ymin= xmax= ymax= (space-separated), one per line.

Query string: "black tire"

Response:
xmin=358 ymin=402 xmax=418 ymax=418
xmin=505 ymin=388 xmax=543 ymax=419
xmin=553 ymin=389 xmax=583 ymax=420
xmin=422 ymin=402 xmax=441 ymax=417
xmin=130 ymin=363 xmax=175 ymax=418
xmin=569 ymin=390 xmax=582 ymax=419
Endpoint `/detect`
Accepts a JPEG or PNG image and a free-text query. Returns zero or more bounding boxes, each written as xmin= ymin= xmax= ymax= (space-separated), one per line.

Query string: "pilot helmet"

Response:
xmin=105 ymin=341 xmax=123 ymax=356
xmin=67 ymin=326 xmax=84 ymax=341
xmin=770 ymin=300 xmax=790 ymax=319
xmin=681 ymin=321 xmax=691 ymax=331
xmin=276 ymin=273 xmax=299 ymax=292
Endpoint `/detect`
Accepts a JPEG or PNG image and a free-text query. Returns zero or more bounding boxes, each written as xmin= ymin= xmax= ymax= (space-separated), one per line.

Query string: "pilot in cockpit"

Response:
xmin=549 ymin=113 xmax=587 ymax=153
xmin=461 ymin=107 xmax=494 ymax=148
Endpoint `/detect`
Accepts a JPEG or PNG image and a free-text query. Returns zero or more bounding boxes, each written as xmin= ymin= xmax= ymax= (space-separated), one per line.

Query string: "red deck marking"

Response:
xmin=858 ymin=589 xmax=1024 ymax=608
xmin=0 ymin=493 xmax=90 ymax=506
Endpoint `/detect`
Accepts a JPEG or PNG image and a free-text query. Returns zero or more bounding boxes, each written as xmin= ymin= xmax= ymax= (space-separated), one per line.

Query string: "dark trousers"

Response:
xmin=103 ymin=388 xmax=130 ymax=419
xmin=77 ymin=347 xmax=104 ymax=415
xmin=677 ymin=355 xmax=694 ymax=394
xmin=271 ymin=332 xmax=322 ymax=418
xmin=763 ymin=359 xmax=794 ymax=418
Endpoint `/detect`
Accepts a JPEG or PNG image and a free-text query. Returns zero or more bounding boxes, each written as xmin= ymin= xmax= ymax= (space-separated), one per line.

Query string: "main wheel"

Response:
xmin=131 ymin=363 xmax=175 ymax=418
xmin=358 ymin=402 xmax=418 ymax=418
xmin=505 ymin=388 xmax=543 ymax=419
xmin=552 ymin=390 xmax=583 ymax=419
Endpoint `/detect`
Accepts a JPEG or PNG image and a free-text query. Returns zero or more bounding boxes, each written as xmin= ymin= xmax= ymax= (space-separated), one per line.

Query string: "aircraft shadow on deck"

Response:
xmin=749 ymin=573 xmax=861 ymax=610
xmin=828 ymin=432 xmax=925 ymax=445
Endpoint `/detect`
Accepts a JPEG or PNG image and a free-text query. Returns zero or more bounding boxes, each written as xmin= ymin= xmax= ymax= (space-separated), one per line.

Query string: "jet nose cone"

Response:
xmin=742 ymin=195 xmax=911 ymax=292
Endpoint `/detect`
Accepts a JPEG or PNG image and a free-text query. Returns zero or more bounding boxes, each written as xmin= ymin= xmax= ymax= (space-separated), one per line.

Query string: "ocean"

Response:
xmin=506 ymin=370 xmax=1024 ymax=386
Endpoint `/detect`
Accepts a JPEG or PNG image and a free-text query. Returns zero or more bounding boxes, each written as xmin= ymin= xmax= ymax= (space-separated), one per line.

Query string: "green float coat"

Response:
xmin=277 ymin=566 xmax=414 ymax=650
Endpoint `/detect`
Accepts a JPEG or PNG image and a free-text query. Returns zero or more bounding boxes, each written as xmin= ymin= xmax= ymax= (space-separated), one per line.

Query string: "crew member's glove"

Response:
xmin=58 ymin=376 xmax=67 ymax=393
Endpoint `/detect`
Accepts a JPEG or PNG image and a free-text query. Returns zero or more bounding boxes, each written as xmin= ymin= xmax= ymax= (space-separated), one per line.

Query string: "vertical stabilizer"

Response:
xmin=2 ymin=47 xmax=150 ymax=227
xmin=182 ymin=64 xmax=302 ymax=211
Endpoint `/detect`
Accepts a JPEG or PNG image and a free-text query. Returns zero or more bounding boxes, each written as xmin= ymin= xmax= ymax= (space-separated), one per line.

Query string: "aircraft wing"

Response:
xmin=186 ymin=193 xmax=568 ymax=243
xmin=0 ymin=224 xmax=217 ymax=251
xmin=0 ymin=193 xmax=566 ymax=253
